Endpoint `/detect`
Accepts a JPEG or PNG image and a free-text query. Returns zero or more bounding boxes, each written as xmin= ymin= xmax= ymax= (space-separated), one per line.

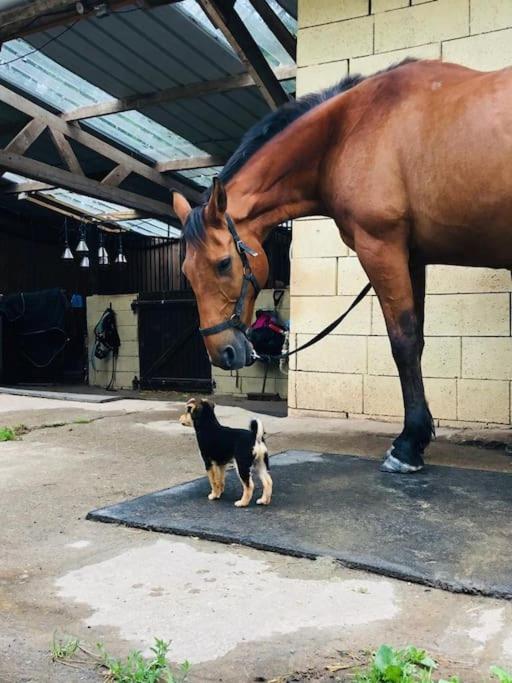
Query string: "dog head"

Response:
xmin=179 ymin=398 xmax=214 ymax=427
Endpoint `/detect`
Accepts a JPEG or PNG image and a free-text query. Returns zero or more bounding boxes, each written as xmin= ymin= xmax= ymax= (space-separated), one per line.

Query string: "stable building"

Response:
xmin=0 ymin=0 xmax=294 ymax=395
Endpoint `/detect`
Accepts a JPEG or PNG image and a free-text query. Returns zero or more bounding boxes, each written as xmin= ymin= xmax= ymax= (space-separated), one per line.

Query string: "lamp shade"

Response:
xmin=61 ymin=245 xmax=74 ymax=261
xmin=76 ymin=239 xmax=89 ymax=254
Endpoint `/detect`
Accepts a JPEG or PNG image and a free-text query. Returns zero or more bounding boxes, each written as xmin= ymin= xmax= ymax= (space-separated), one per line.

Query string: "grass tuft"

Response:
xmin=354 ymin=645 xmax=512 ymax=683
xmin=98 ymin=638 xmax=190 ymax=683
xmin=51 ymin=632 xmax=80 ymax=661
xmin=0 ymin=426 xmax=16 ymax=442
xmin=491 ymin=667 xmax=512 ymax=683
xmin=0 ymin=424 xmax=29 ymax=441
xmin=354 ymin=645 xmax=446 ymax=683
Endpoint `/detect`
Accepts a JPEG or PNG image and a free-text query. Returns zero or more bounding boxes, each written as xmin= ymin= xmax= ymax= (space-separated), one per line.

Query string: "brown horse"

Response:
xmin=172 ymin=59 xmax=512 ymax=474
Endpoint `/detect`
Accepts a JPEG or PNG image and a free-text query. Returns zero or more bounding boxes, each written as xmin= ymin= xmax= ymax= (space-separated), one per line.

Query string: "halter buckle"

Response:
xmin=236 ymin=240 xmax=258 ymax=257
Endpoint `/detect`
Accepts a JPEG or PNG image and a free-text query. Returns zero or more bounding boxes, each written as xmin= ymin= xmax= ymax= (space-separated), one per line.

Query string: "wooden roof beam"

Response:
xmin=155 ymin=154 xmax=225 ymax=173
xmin=0 ymin=0 xmax=182 ymax=42
xmin=196 ymin=0 xmax=290 ymax=110
xmin=0 ymin=82 xmax=202 ymax=203
xmin=247 ymin=0 xmax=296 ymax=60
xmin=62 ymin=65 xmax=295 ymax=122
xmin=0 ymin=150 xmax=173 ymax=218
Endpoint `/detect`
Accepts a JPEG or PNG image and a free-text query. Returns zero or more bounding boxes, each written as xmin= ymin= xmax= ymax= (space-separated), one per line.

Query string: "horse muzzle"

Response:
xmin=213 ymin=330 xmax=255 ymax=370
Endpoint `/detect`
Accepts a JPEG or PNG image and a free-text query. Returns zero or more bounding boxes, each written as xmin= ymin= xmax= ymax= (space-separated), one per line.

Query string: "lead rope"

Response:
xmin=252 ymin=282 xmax=372 ymax=363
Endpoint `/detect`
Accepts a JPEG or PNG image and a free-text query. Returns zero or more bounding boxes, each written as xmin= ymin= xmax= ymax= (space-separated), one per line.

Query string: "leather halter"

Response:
xmin=199 ymin=214 xmax=261 ymax=338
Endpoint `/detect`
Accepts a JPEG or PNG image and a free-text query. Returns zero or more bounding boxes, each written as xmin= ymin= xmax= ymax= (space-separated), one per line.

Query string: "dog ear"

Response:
xmin=186 ymin=397 xmax=197 ymax=413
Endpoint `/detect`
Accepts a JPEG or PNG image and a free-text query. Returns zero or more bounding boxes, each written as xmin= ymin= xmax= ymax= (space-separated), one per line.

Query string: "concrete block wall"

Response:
xmin=290 ymin=0 xmax=512 ymax=426
xmin=87 ymin=294 xmax=139 ymax=391
xmin=212 ymin=289 xmax=290 ymax=398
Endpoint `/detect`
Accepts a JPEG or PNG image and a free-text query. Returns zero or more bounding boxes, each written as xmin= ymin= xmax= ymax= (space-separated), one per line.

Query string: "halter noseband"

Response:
xmin=199 ymin=214 xmax=261 ymax=338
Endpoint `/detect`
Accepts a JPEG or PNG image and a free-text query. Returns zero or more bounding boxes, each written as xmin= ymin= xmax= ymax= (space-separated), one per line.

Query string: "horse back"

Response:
xmin=328 ymin=60 xmax=512 ymax=267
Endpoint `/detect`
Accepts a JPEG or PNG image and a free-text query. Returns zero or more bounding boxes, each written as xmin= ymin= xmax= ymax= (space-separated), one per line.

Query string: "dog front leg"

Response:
xmin=206 ymin=465 xmax=221 ymax=500
xmin=215 ymin=464 xmax=226 ymax=495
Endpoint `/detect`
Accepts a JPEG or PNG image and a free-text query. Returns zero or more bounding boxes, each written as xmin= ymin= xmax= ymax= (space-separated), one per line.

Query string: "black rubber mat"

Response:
xmin=87 ymin=450 xmax=512 ymax=598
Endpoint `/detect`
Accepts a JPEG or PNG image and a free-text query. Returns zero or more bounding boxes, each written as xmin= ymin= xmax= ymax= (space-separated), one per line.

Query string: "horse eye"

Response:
xmin=217 ymin=257 xmax=232 ymax=274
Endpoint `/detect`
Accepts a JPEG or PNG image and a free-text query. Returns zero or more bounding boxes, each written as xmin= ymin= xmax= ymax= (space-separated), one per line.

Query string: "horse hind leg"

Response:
xmin=356 ymin=235 xmax=434 ymax=473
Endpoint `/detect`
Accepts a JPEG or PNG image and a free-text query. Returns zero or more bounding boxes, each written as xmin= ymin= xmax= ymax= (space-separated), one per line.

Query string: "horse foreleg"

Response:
xmin=356 ymin=239 xmax=434 ymax=473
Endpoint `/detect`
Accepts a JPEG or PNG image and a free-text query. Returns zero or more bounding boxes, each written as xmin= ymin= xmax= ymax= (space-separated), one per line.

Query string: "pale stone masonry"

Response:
xmin=87 ymin=294 xmax=139 ymax=391
xmin=290 ymin=0 xmax=512 ymax=426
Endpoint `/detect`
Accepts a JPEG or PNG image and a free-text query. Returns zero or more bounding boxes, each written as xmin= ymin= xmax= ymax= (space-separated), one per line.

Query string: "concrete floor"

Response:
xmin=1 ymin=392 xmax=512 ymax=683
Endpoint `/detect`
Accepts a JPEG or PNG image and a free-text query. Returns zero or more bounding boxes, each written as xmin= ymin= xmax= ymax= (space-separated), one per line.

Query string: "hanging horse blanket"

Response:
xmin=0 ymin=288 xmax=68 ymax=368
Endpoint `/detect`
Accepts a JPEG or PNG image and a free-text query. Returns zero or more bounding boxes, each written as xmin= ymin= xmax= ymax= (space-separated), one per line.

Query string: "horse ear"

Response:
xmin=205 ymin=177 xmax=227 ymax=224
xmin=172 ymin=191 xmax=192 ymax=226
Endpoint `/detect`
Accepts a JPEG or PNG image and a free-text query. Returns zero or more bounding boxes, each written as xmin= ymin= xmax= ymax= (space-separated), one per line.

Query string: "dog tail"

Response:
xmin=250 ymin=418 xmax=264 ymax=442
xmin=250 ymin=419 xmax=267 ymax=461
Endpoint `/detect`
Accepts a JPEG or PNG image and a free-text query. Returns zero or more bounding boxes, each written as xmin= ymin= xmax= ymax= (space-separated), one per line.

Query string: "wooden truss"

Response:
xmin=0 ymin=0 xmax=296 ymax=113
xmin=0 ymin=0 xmax=297 ymax=220
xmin=0 ymin=82 xmax=203 ymax=218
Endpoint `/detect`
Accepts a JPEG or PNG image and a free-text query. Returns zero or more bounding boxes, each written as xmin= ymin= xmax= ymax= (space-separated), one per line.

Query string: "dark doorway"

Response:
xmin=135 ymin=291 xmax=212 ymax=392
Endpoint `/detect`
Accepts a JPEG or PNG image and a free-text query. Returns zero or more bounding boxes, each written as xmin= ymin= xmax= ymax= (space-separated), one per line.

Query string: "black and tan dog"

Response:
xmin=180 ymin=398 xmax=272 ymax=507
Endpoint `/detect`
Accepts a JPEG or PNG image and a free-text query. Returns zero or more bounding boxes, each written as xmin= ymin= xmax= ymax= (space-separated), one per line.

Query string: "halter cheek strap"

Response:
xmin=199 ymin=214 xmax=261 ymax=337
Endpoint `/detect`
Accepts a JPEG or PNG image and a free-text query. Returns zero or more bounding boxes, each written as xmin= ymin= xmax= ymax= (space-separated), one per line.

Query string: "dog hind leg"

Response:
xmin=234 ymin=464 xmax=254 ymax=507
xmin=256 ymin=454 xmax=273 ymax=505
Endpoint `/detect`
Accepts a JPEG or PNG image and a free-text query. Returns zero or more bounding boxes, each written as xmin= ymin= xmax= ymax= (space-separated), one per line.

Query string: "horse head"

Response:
xmin=173 ymin=178 xmax=269 ymax=370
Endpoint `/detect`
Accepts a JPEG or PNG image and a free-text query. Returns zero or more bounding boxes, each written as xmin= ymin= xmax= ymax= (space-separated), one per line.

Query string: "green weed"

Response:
xmin=491 ymin=667 xmax=512 ymax=683
xmin=0 ymin=426 xmax=16 ymax=442
xmin=50 ymin=632 xmax=80 ymax=661
xmin=354 ymin=645 xmax=437 ymax=683
xmin=0 ymin=424 xmax=29 ymax=441
xmin=98 ymin=637 xmax=190 ymax=683
xmin=354 ymin=645 xmax=512 ymax=683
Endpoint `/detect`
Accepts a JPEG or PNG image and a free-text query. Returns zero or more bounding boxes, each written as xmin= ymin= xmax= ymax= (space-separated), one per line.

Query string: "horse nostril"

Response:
xmin=222 ymin=345 xmax=236 ymax=369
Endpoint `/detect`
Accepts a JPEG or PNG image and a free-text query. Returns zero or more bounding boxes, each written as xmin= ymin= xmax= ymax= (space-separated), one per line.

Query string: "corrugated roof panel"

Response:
xmin=0 ymin=1 xmax=297 ymax=213
xmin=0 ymin=38 xmax=221 ymax=185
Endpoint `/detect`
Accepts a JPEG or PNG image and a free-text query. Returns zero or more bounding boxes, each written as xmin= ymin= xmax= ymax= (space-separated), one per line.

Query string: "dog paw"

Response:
xmin=256 ymin=497 xmax=270 ymax=505
xmin=208 ymin=493 xmax=220 ymax=500
xmin=234 ymin=500 xmax=249 ymax=507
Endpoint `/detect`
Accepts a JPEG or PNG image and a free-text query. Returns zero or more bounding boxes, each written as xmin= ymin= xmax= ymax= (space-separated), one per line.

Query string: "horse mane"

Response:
xmin=218 ymin=73 xmax=364 ymax=188
xmin=183 ymin=58 xmax=416 ymax=245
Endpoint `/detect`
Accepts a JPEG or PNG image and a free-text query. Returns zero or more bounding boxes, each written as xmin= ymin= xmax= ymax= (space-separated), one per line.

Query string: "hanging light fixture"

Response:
xmin=61 ymin=217 xmax=74 ymax=261
xmin=98 ymin=229 xmax=109 ymax=267
xmin=115 ymin=233 xmax=127 ymax=265
xmin=76 ymin=223 xmax=89 ymax=254
xmin=79 ymin=255 xmax=90 ymax=269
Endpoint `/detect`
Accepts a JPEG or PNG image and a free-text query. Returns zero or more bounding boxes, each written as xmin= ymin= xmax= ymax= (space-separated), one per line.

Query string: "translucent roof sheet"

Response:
xmin=0 ymin=38 xmax=216 ymax=187
xmin=0 ymin=2 xmax=297 ymax=237
xmin=2 ymin=172 xmax=179 ymax=238
xmin=41 ymin=188 xmax=181 ymax=238
xmin=180 ymin=0 xmax=296 ymax=68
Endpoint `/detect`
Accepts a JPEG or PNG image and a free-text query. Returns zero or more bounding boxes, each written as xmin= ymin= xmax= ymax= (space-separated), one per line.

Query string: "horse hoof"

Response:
xmin=380 ymin=448 xmax=423 ymax=474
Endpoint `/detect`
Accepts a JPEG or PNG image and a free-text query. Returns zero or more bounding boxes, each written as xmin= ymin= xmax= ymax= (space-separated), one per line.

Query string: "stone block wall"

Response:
xmin=213 ymin=289 xmax=290 ymax=398
xmin=289 ymin=0 xmax=512 ymax=426
xmin=87 ymin=294 xmax=139 ymax=391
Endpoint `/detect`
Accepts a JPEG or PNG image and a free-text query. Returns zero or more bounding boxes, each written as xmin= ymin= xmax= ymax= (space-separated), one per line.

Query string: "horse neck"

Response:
xmin=225 ymin=103 xmax=334 ymax=242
